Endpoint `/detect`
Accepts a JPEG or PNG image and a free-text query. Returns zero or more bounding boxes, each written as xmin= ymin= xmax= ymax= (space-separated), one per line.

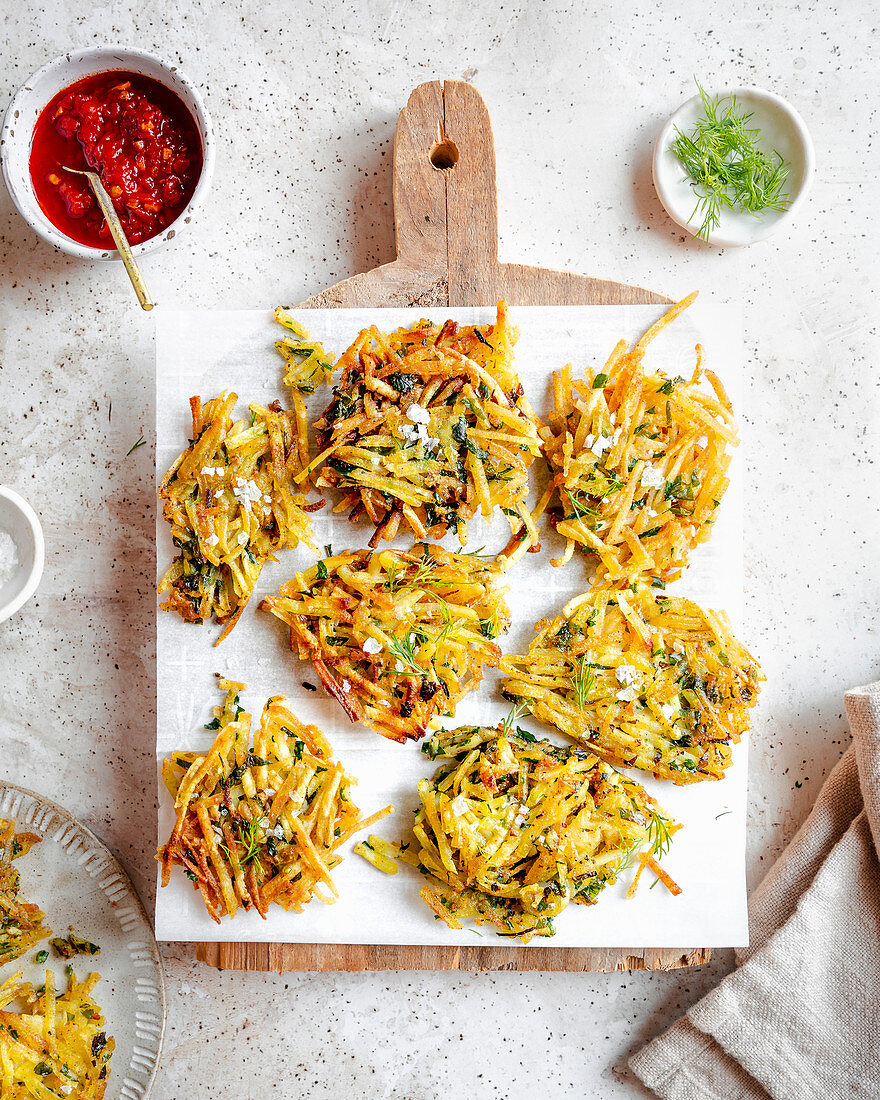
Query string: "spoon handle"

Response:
xmin=77 ymin=169 xmax=155 ymax=311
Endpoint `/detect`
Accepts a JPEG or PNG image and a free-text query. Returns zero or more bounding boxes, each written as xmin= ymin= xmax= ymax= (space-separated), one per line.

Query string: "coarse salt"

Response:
xmin=362 ymin=636 xmax=382 ymax=655
xmin=406 ymin=402 xmax=430 ymax=425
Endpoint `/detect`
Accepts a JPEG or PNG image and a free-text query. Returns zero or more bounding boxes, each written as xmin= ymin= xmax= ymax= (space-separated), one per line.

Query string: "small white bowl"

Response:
xmin=0 ymin=487 xmax=45 ymax=624
xmin=1 ymin=45 xmax=215 ymax=260
xmin=653 ymin=86 xmax=814 ymax=247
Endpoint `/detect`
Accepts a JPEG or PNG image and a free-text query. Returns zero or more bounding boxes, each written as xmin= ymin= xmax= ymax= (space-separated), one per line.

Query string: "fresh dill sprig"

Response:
xmin=383 ymin=552 xmax=440 ymax=594
xmin=571 ymin=655 xmax=595 ymax=710
xmin=616 ymin=803 xmax=674 ymax=875
xmin=566 ymin=490 xmax=601 ymax=523
xmin=499 ymin=702 xmax=528 ymax=738
xmin=671 ymin=81 xmax=791 ymax=242
xmin=385 ymin=629 xmax=425 ymax=674
xmin=644 ymin=807 xmax=674 ymax=860
xmin=221 ymin=815 xmax=266 ymax=876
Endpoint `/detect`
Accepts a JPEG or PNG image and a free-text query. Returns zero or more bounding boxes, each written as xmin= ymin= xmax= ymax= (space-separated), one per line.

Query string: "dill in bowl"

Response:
xmin=672 ymin=82 xmax=791 ymax=242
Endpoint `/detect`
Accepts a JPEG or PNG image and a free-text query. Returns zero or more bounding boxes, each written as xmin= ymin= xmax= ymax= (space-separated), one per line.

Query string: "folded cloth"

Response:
xmin=630 ymin=679 xmax=880 ymax=1100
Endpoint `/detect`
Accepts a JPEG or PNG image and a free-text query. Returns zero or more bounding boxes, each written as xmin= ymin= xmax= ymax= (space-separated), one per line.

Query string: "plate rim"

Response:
xmin=0 ymin=780 xmax=167 ymax=1099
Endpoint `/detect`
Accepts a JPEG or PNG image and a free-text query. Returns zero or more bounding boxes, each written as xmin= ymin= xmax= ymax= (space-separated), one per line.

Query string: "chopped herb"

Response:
xmin=388 ymin=372 xmax=420 ymax=393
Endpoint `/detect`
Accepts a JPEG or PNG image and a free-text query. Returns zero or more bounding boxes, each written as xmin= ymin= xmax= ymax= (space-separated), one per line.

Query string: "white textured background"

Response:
xmin=0 ymin=1 xmax=877 ymax=1097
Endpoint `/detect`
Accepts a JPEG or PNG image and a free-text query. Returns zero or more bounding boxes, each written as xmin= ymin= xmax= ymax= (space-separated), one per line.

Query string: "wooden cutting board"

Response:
xmin=196 ymin=79 xmax=709 ymax=974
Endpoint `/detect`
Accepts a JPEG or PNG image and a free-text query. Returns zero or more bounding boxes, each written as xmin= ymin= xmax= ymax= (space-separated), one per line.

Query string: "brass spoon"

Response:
xmin=63 ymin=166 xmax=154 ymax=311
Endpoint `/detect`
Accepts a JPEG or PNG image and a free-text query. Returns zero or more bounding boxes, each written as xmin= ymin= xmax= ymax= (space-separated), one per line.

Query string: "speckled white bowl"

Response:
xmin=653 ymin=86 xmax=814 ymax=247
xmin=0 ymin=486 xmax=44 ymax=624
xmin=0 ymin=45 xmax=215 ymax=260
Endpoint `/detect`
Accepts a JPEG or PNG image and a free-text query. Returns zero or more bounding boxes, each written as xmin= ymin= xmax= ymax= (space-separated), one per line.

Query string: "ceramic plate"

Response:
xmin=0 ymin=782 xmax=166 ymax=1099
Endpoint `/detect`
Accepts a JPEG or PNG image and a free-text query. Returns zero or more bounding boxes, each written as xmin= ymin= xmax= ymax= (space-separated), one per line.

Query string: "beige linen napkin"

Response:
xmin=630 ymin=680 xmax=880 ymax=1100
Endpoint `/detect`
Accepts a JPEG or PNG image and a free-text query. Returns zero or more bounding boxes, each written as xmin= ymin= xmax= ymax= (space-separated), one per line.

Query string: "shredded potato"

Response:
xmin=158 ymin=391 xmax=322 ymax=643
xmin=0 ymin=819 xmax=50 ymax=965
xmin=260 ymin=544 xmax=510 ymax=743
xmin=273 ymin=309 xmax=335 ymax=394
xmin=536 ymin=293 xmax=737 ymax=584
xmin=500 ymin=587 xmax=763 ymax=783
xmin=302 ymin=302 xmax=542 ymax=548
xmin=361 ymin=722 xmax=679 ymax=940
xmin=158 ymin=678 xmax=392 ymax=923
xmin=0 ymin=969 xmax=114 ymax=1098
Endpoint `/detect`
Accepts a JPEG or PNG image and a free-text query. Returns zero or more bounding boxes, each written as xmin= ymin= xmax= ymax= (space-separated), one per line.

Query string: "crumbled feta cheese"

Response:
xmin=236 ymin=531 xmax=249 ymax=546
xmin=449 ymin=795 xmax=470 ymax=818
xmin=406 ymin=402 xmax=430 ymax=425
xmin=696 ymin=435 xmax=708 ymax=449
xmin=362 ymin=636 xmax=382 ymax=655
xmin=640 ymin=464 xmax=666 ymax=490
xmin=615 ymin=664 xmax=639 ymax=687
xmin=204 ymin=533 xmax=219 ymax=547
xmin=232 ymin=476 xmax=262 ymax=509
xmin=647 ymin=507 xmax=658 ymax=518
xmin=660 ymin=703 xmax=678 ymax=722
xmin=616 ymin=685 xmax=640 ymax=703
xmin=513 ymin=803 xmax=530 ymax=827
xmin=589 ymin=434 xmax=613 ymax=457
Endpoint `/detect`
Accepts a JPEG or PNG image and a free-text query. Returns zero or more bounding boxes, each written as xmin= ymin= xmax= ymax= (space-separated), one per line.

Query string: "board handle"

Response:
xmin=393 ymin=80 xmax=500 ymax=302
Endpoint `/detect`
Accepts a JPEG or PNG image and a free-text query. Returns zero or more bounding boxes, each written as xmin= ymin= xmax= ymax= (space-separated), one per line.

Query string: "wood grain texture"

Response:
xmin=196 ymin=79 xmax=708 ymax=974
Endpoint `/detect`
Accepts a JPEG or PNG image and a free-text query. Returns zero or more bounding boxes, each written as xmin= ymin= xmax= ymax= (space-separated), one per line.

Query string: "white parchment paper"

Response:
xmin=155 ymin=303 xmax=748 ymax=947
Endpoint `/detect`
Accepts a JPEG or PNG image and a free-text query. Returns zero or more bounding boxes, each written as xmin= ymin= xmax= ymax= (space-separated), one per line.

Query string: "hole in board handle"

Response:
xmin=429 ymin=139 xmax=459 ymax=171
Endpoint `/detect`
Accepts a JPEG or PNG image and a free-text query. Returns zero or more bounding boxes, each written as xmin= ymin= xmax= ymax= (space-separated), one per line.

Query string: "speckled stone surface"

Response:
xmin=0 ymin=1 xmax=877 ymax=1096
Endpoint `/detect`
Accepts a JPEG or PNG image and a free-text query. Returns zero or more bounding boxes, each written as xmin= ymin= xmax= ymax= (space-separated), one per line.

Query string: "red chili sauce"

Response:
xmin=30 ymin=71 xmax=202 ymax=248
